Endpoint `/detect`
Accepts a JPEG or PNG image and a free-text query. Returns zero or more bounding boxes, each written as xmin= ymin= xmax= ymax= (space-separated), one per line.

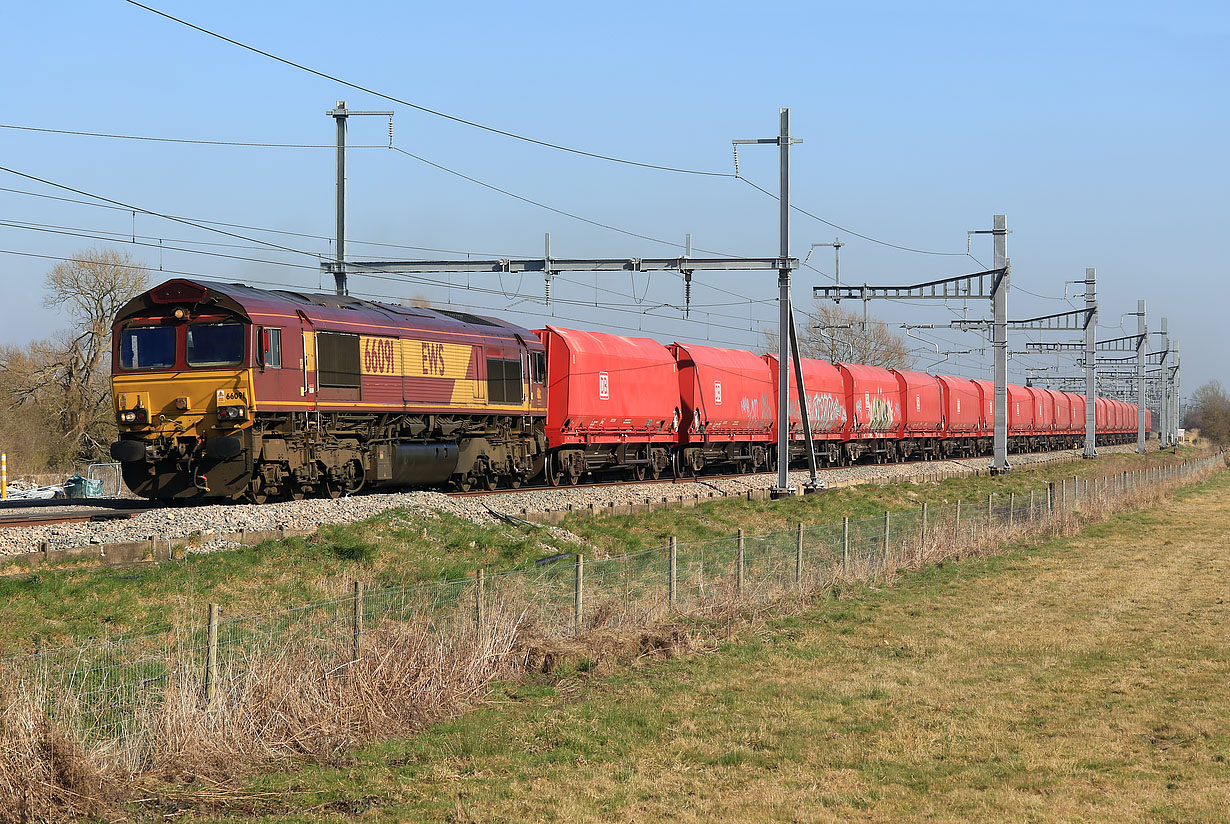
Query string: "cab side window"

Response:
xmin=261 ymin=327 xmax=282 ymax=369
xmin=530 ymin=351 xmax=546 ymax=383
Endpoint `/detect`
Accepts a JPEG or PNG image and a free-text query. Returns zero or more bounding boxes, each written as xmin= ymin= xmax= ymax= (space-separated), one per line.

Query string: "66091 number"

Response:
xmin=363 ymin=338 xmax=396 ymax=375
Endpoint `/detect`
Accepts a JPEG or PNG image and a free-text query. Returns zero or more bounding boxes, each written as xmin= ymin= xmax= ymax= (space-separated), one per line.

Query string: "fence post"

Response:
xmin=1009 ymin=492 xmax=1015 ymax=524
xmin=954 ymin=500 xmax=961 ymax=540
xmin=0 ymin=452 xmax=6 ymax=500
xmin=574 ymin=554 xmax=584 ymax=633
xmin=736 ymin=529 xmax=744 ymax=597
xmin=920 ymin=502 xmax=929 ymax=548
xmin=987 ymin=494 xmax=993 ymax=528
xmin=475 ymin=568 xmax=485 ymax=629
xmin=842 ymin=517 xmax=850 ymax=571
xmin=205 ymin=603 xmax=219 ymax=705
xmin=795 ymin=523 xmax=803 ymax=590
xmin=668 ymin=537 xmax=677 ymax=609
xmin=351 ymin=580 xmax=364 ymax=661
xmin=882 ymin=511 xmax=890 ymax=561
xmin=1029 ymin=490 xmax=1035 ymax=522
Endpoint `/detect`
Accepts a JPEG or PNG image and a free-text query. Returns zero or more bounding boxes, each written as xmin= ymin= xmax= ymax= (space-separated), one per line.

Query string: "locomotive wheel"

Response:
xmin=482 ymin=473 xmax=498 ymax=491
xmin=289 ymin=487 xmax=306 ymax=501
xmin=322 ymin=479 xmax=343 ymax=500
xmin=246 ymin=477 xmax=269 ymax=505
xmin=456 ymin=476 xmax=473 ymax=493
xmin=508 ymin=476 xmax=522 ymax=489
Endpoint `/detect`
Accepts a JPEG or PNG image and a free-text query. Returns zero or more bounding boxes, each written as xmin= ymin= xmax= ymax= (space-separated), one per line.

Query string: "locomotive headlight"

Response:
xmin=217 ymin=405 xmax=247 ymax=421
xmin=118 ymin=408 xmax=149 ymax=425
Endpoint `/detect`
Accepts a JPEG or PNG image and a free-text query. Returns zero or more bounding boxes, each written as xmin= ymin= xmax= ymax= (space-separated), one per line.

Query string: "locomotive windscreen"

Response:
xmin=187 ymin=323 xmax=245 ymax=367
xmin=120 ymin=325 xmax=176 ymax=370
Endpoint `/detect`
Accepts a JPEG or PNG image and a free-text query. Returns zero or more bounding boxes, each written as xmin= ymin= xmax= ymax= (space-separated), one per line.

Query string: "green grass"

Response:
xmin=558 ymin=446 xmax=1201 ymax=554
xmin=0 ymin=445 xmax=1201 ymax=656
xmin=170 ymin=464 xmax=1230 ymax=823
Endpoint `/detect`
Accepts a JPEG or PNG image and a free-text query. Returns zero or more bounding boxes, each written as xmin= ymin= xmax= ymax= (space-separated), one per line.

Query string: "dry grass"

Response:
xmin=0 ymin=455 xmax=1221 ymax=822
xmin=224 ymin=462 xmax=1226 ymax=823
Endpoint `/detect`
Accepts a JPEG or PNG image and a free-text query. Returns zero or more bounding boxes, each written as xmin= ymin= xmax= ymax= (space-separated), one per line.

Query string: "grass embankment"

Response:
xmin=0 ymin=447 xmax=1200 ymax=655
xmin=183 ymin=460 xmax=1230 ymax=823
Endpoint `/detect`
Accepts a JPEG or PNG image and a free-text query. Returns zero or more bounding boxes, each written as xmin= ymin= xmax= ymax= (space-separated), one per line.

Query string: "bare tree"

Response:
xmin=1183 ymin=380 xmax=1230 ymax=445
xmin=0 ymin=248 xmax=148 ymax=466
xmin=766 ymin=301 xmax=913 ymax=368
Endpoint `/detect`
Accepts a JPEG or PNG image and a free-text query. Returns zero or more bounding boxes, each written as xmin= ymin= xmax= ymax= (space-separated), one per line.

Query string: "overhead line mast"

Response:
xmin=328 ymin=101 xmax=393 ymax=296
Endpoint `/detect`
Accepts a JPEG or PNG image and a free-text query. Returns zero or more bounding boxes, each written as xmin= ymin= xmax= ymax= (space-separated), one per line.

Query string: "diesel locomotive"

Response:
xmin=110 ymin=279 xmax=548 ymax=501
xmin=109 ymin=278 xmax=1148 ymax=501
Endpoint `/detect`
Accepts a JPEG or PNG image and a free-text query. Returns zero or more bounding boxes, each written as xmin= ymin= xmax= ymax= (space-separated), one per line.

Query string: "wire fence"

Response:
xmin=3 ymin=453 xmax=1222 ymax=750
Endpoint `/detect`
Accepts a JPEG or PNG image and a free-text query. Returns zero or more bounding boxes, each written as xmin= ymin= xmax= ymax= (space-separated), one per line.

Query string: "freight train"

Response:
xmin=109 ymin=279 xmax=1149 ymax=501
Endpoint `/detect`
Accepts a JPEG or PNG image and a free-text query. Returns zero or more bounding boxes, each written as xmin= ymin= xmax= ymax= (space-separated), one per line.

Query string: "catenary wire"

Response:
xmin=0 ymin=184 xmax=530 ymax=258
xmin=385 ymin=144 xmax=800 ymax=301
xmin=0 ymin=123 xmax=383 ymax=149
xmin=0 ymin=247 xmax=771 ymax=349
xmin=736 ymin=176 xmax=969 ymax=257
xmin=0 ymin=164 xmax=322 ymax=260
xmin=123 ymin=0 xmax=733 ymax=178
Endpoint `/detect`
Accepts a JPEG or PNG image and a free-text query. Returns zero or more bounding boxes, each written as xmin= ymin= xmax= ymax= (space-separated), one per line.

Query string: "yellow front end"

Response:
xmin=112 ymin=369 xmax=256 ymax=499
xmin=114 ymin=369 xmax=254 ymax=440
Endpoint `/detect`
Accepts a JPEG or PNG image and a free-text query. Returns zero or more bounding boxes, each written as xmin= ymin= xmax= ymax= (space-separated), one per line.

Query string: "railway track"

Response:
xmin=0 ymin=508 xmax=156 ymax=530
xmin=0 ymin=449 xmax=1082 ymax=530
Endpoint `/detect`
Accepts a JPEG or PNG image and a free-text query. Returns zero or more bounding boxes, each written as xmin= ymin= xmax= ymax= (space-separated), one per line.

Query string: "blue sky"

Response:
xmin=1 ymin=1 xmax=1225 ymax=400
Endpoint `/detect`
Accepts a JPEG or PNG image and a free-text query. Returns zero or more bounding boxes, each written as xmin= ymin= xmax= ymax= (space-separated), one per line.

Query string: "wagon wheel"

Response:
xmin=567 ymin=465 xmax=583 ymax=485
xmin=546 ymin=454 xmax=564 ymax=487
xmin=632 ymin=464 xmax=648 ymax=482
xmin=648 ymin=461 xmax=661 ymax=481
xmin=689 ymin=453 xmax=705 ymax=477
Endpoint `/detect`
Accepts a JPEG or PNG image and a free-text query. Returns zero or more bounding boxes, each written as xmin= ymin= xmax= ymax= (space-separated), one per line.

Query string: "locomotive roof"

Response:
xmin=117 ymin=278 xmax=541 ymax=343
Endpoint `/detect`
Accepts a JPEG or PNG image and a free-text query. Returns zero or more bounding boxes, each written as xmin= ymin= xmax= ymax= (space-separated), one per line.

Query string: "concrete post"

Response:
xmin=736 ymin=529 xmax=745 ymax=596
xmin=574 ymin=555 xmax=584 ymax=633
xmin=795 ymin=523 xmax=803 ymax=589
xmin=475 ymin=569 xmax=485 ymax=629
xmin=842 ymin=517 xmax=850 ymax=570
xmin=205 ymin=603 xmax=220 ymax=705
xmin=352 ymin=580 xmax=363 ymax=661
xmin=669 ymin=538 xmax=677 ymax=608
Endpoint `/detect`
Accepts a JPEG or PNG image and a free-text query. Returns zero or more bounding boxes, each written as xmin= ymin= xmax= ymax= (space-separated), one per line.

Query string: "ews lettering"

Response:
xmin=421 ymin=342 xmax=447 ymax=377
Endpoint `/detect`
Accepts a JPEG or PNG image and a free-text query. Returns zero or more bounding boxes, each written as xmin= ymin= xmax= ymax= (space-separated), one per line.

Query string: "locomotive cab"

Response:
xmin=110 ymin=279 xmax=256 ymax=499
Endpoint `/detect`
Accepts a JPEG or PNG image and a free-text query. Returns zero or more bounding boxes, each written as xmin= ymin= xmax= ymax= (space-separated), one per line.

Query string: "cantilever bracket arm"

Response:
xmin=1006 ymin=307 xmax=1094 ymax=331
xmin=812 ymin=268 xmax=1005 ymax=303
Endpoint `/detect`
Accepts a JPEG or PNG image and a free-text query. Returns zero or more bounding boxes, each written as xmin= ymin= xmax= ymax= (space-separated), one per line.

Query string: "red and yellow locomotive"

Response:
xmin=110 ymin=279 xmax=547 ymax=501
